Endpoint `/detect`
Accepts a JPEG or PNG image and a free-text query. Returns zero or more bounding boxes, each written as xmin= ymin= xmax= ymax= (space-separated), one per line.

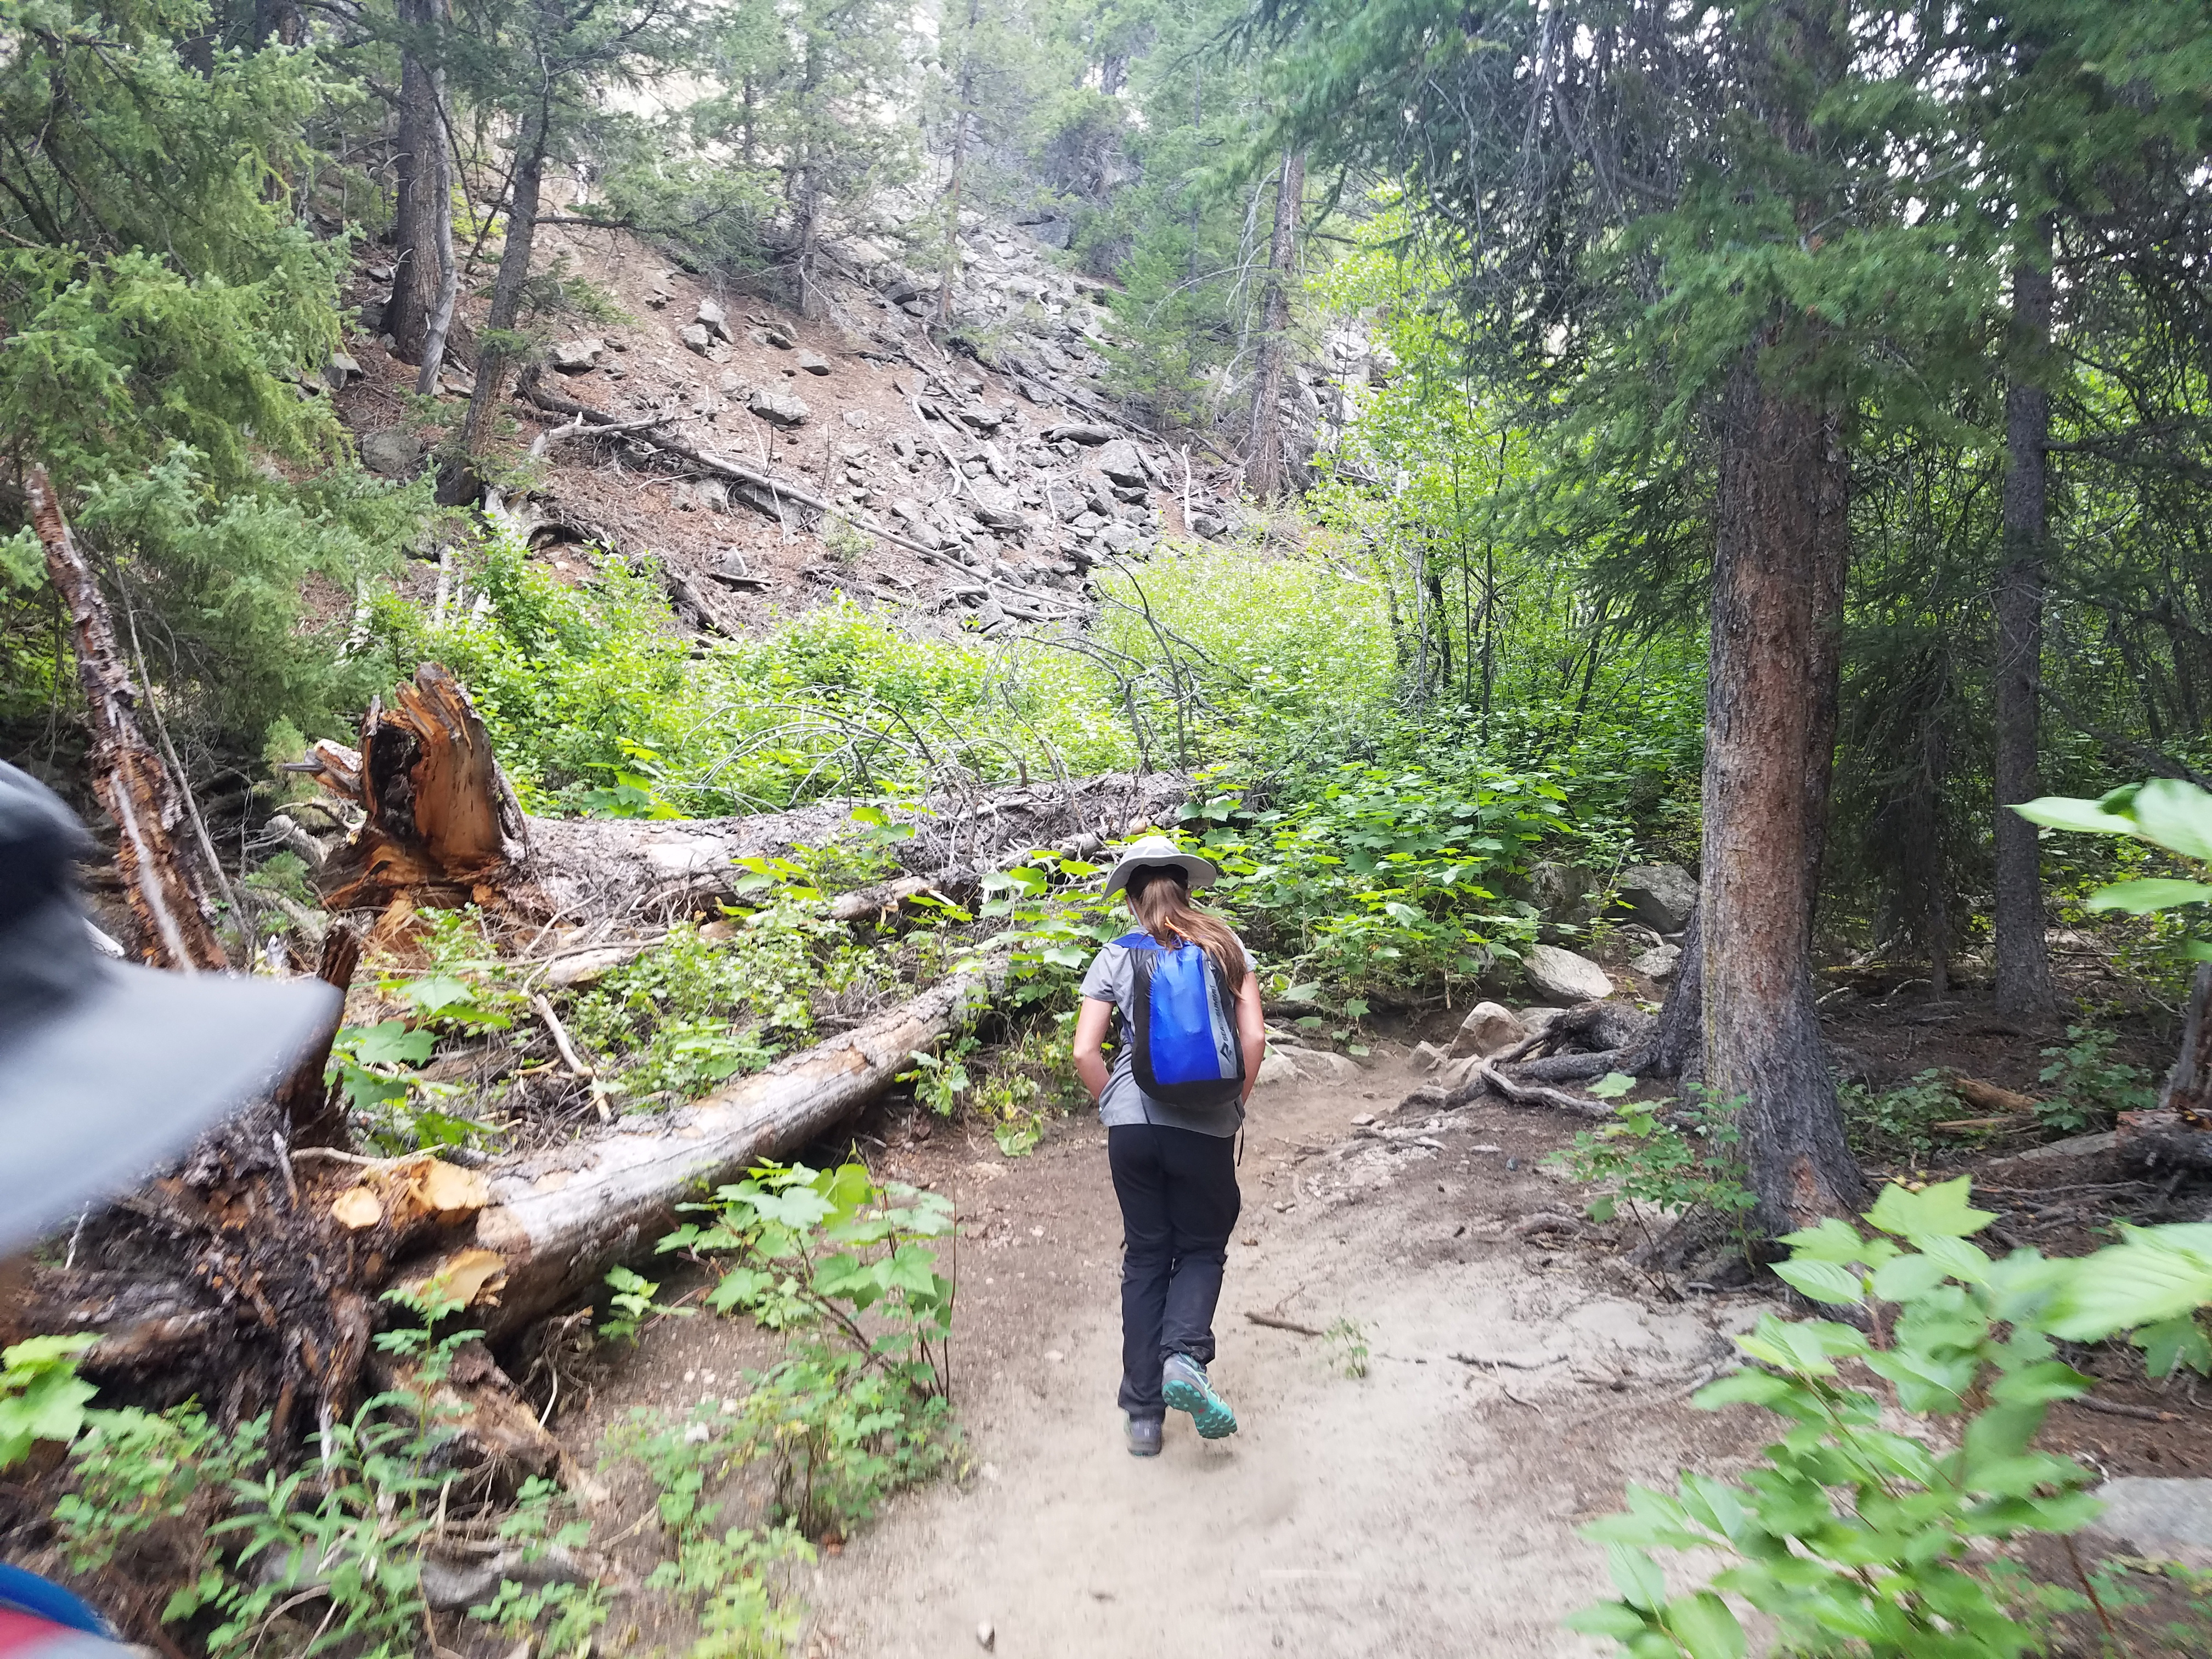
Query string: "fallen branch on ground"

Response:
xmin=1444 ymin=1059 xmax=1616 ymax=1120
xmin=1244 ymin=1311 xmax=1327 ymax=1337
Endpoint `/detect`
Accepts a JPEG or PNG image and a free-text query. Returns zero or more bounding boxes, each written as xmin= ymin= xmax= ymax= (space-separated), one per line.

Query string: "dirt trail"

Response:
xmin=798 ymin=1056 xmax=1773 ymax=1658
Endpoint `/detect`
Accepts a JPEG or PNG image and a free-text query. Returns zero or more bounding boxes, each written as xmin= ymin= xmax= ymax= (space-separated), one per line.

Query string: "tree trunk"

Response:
xmin=473 ymin=959 xmax=1008 ymax=1338
xmin=1244 ymin=150 xmax=1305 ymax=502
xmin=1994 ymin=227 xmax=2056 ymax=1014
xmin=448 ymin=98 xmax=550 ymax=499
xmin=25 ymin=467 xmax=232 ymax=970
xmin=386 ymin=0 xmax=450 ymax=364
xmin=1702 ymin=345 xmax=1866 ymax=1235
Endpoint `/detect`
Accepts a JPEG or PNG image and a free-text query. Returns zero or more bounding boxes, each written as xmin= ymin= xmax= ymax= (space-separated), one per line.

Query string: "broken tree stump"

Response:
xmin=26 ymin=465 xmax=229 ymax=969
xmin=293 ymin=664 xmax=1190 ymax=923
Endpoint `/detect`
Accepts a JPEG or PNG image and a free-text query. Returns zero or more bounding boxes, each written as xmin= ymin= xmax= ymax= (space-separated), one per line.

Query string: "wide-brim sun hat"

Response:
xmin=0 ymin=761 xmax=342 ymax=1256
xmin=1100 ymin=833 xmax=1218 ymax=899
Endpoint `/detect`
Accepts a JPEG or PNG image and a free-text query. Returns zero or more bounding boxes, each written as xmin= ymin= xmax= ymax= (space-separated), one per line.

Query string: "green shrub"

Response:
xmin=2035 ymin=1025 xmax=2157 ymax=1133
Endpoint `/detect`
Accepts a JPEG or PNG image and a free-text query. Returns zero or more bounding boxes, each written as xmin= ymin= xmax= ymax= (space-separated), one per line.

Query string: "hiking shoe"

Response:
xmin=1126 ymin=1414 xmax=1163 ymax=1457
xmin=1161 ymin=1353 xmax=1238 ymax=1439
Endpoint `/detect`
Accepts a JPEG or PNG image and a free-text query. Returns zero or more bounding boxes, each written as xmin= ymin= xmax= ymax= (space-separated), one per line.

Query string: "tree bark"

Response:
xmin=1645 ymin=901 xmax=1703 ymax=1083
xmin=386 ymin=0 xmax=452 ymax=364
xmin=935 ymin=0 xmax=980 ymax=328
xmin=1994 ymin=227 xmax=2057 ymax=1014
xmin=25 ymin=467 xmax=231 ymax=970
xmin=1702 ymin=345 xmax=1866 ymax=1235
xmin=1244 ymin=150 xmax=1305 ymax=502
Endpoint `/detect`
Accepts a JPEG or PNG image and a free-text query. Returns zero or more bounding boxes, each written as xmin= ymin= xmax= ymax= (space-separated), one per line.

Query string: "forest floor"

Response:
xmin=567 ymin=1048 xmax=1779 ymax=1658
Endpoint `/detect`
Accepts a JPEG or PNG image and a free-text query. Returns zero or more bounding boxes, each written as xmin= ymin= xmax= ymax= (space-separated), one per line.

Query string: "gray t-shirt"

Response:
xmin=1079 ymin=935 xmax=1256 ymax=1137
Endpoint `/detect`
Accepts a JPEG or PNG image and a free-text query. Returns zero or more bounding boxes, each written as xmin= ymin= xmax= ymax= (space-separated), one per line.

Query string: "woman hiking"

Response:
xmin=1072 ymin=836 xmax=1267 ymax=1457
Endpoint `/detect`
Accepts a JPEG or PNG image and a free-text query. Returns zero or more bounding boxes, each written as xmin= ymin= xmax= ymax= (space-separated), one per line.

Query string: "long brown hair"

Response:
xmin=1125 ymin=867 xmax=1246 ymax=994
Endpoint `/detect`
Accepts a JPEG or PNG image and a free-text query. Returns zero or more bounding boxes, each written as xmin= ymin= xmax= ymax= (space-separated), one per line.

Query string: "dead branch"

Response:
xmin=26 ymin=465 xmax=229 ymax=969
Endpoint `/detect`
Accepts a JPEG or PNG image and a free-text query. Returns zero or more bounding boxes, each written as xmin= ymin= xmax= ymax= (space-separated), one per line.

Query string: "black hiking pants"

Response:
xmin=1107 ymin=1123 xmax=1240 ymax=1420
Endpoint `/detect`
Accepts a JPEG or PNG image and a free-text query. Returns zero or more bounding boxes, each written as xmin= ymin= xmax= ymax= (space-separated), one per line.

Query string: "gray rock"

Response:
xmin=1410 ymin=1040 xmax=1452 ymax=1074
xmin=1527 ymin=861 xmax=1599 ymax=922
xmin=359 ymin=427 xmax=422 ymax=477
xmin=1188 ymin=512 xmax=1226 ymax=538
xmin=795 ymin=349 xmax=833 ymax=375
xmin=965 ymin=482 xmax=1028 ymax=533
xmin=324 ymin=351 xmax=362 ymax=391
xmin=748 ymin=387 xmax=810 ymax=426
xmin=2090 ymin=1479 xmax=2212 ymax=1552
xmin=1523 ymin=945 xmax=1615 ymax=1005
xmin=695 ymin=298 xmax=730 ymax=340
xmin=717 ymin=369 xmax=751 ymax=398
xmin=1097 ymin=522 xmax=1144 ymax=555
xmin=1516 ymin=1007 xmax=1568 ymax=1039
xmin=549 ymin=337 xmax=602 ymax=372
xmin=1094 ymin=437 xmax=1147 ymax=487
xmin=1025 ymin=216 xmax=1074 ymax=250
xmin=679 ymin=323 xmax=713 ymax=354
xmin=1631 ymin=943 xmax=1682 ymax=981
xmin=1448 ymin=1001 xmax=1527 ymax=1059
xmin=1045 ymin=481 xmax=1088 ymax=523
xmin=1043 ymin=423 xmax=1112 ymax=445
xmin=1616 ymin=863 xmax=1698 ymax=933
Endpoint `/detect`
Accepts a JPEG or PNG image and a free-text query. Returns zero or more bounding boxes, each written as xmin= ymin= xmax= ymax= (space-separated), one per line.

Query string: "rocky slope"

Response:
xmin=329 ymin=200 xmax=1265 ymax=639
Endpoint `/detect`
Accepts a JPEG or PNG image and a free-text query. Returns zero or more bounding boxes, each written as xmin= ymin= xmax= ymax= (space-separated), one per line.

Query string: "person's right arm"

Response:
xmin=1073 ymin=997 xmax=1113 ymax=1103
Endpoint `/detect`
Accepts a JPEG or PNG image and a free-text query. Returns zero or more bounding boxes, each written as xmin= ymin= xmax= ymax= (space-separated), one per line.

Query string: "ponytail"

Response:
xmin=1124 ymin=867 xmax=1246 ymax=995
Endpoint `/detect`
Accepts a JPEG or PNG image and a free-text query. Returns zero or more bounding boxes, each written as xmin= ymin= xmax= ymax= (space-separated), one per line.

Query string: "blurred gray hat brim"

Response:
xmin=1100 ymin=834 xmax=1218 ymax=899
xmin=0 ymin=963 xmax=341 ymax=1255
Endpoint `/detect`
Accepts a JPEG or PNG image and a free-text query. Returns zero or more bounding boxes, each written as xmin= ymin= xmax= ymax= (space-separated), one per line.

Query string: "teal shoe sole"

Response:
xmin=1163 ymin=1372 xmax=1238 ymax=1440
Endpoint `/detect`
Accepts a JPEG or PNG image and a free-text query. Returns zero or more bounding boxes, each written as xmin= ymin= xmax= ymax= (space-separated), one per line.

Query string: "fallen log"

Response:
xmin=1951 ymin=1076 xmax=2040 ymax=1115
xmin=294 ymin=664 xmax=1190 ymax=921
xmin=26 ymin=465 xmax=230 ymax=969
xmin=2115 ymin=1109 xmax=2212 ymax=1175
xmin=471 ymin=953 xmax=1011 ymax=1338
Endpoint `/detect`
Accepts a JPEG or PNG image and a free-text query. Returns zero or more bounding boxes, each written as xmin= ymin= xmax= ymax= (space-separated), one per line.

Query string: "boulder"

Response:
xmin=748 ymin=387 xmax=810 ymax=426
xmin=549 ymin=337 xmax=602 ymax=372
xmin=1025 ymin=217 xmax=1074 ymax=250
xmin=1523 ymin=945 xmax=1614 ymax=1005
xmin=1096 ymin=523 xmax=1147 ymax=556
xmin=1257 ymin=1050 xmax=1301 ymax=1088
xmin=1188 ymin=512 xmax=1226 ymax=538
xmin=1447 ymin=1001 xmax=1527 ymax=1059
xmin=1044 ymin=480 xmax=1088 ymax=523
xmin=1527 ymin=861 xmax=1599 ymax=922
xmin=2088 ymin=1479 xmax=2212 ymax=1554
xmin=717 ymin=369 xmax=751 ymax=398
xmin=1094 ymin=437 xmax=1148 ymax=487
xmin=1043 ymin=423 xmax=1113 ymax=445
xmin=1631 ymin=943 xmax=1682 ymax=981
xmin=964 ymin=482 xmax=1028 ymax=533
xmin=695 ymin=298 xmax=730 ymax=341
xmin=795 ymin=349 xmax=833 ymax=375
xmin=1410 ymin=1040 xmax=1451 ymax=1074
xmin=324 ymin=351 xmax=362 ymax=391
xmin=679 ymin=323 xmax=713 ymax=355
xmin=360 ymin=427 xmax=424 ymax=477
xmin=1616 ymin=864 xmax=1697 ymax=933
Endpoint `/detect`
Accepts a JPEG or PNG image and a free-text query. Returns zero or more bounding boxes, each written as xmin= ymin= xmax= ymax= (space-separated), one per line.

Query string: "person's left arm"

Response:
xmin=1236 ymin=972 xmax=1266 ymax=1104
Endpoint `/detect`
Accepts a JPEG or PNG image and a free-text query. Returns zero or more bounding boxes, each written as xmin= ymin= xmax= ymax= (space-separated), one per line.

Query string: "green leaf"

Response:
xmin=1606 ymin=1543 xmax=1668 ymax=1612
xmin=2012 ymin=795 xmax=2140 ymax=836
xmin=1588 ymin=1071 xmax=1637 ymax=1100
xmin=1776 ymin=1217 xmax=1866 ymax=1263
xmin=1865 ymin=1176 xmax=1994 ymax=1242
xmin=2137 ymin=1314 xmax=2212 ymax=1379
xmin=1773 ymin=1257 xmax=1864 ymax=1306
xmin=1662 ymin=1591 xmax=1746 ymax=1659
xmin=2050 ymin=1233 xmax=2212 ymax=1341
xmin=2085 ymin=878 xmax=2212 ymax=914
xmin=1564 ymin=1602 xmax=1653 ymax=1639
xmin=346 ymin=1020 xmax=436 ymax=1065
xmin=2129 ymin=778 xmax=2212 ymax=862
xmin=401 ymin=974 xmax=478 ymax=1015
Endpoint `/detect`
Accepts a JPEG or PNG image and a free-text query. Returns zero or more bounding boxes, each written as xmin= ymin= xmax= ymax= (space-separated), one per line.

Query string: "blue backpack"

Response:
xmin=1113 ymin=932 xmax=1245 ymax=1111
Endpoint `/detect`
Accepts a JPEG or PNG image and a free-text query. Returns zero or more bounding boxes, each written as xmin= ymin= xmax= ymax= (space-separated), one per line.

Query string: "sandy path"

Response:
xmin=803 ymin=1060 xmax=1769 ymax=1658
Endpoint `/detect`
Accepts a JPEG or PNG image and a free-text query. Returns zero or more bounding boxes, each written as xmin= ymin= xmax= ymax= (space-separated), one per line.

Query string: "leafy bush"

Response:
xmin=565 ymin=906 xmax=866 ymax=1106
xmin=1571 ymin=1178 xmax=2212 ymax=1658
xmin=1839 ymin=1069 xmax=1970 ymax=1162
xmin=650 ymin=1160 xmax=956 ymax=1536
xmin=1551 ymin=1082 xmax=1756 ymax=1267
xmin=2035 ymin=1025 xmax=2158 ymax=1133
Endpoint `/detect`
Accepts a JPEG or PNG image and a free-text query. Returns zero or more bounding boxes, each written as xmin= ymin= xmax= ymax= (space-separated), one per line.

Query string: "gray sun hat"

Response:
xmin=0 ymin=761 xmax=342 ymax=1255
xmin=1099 ymin=833 xmax=1218 ymax=900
